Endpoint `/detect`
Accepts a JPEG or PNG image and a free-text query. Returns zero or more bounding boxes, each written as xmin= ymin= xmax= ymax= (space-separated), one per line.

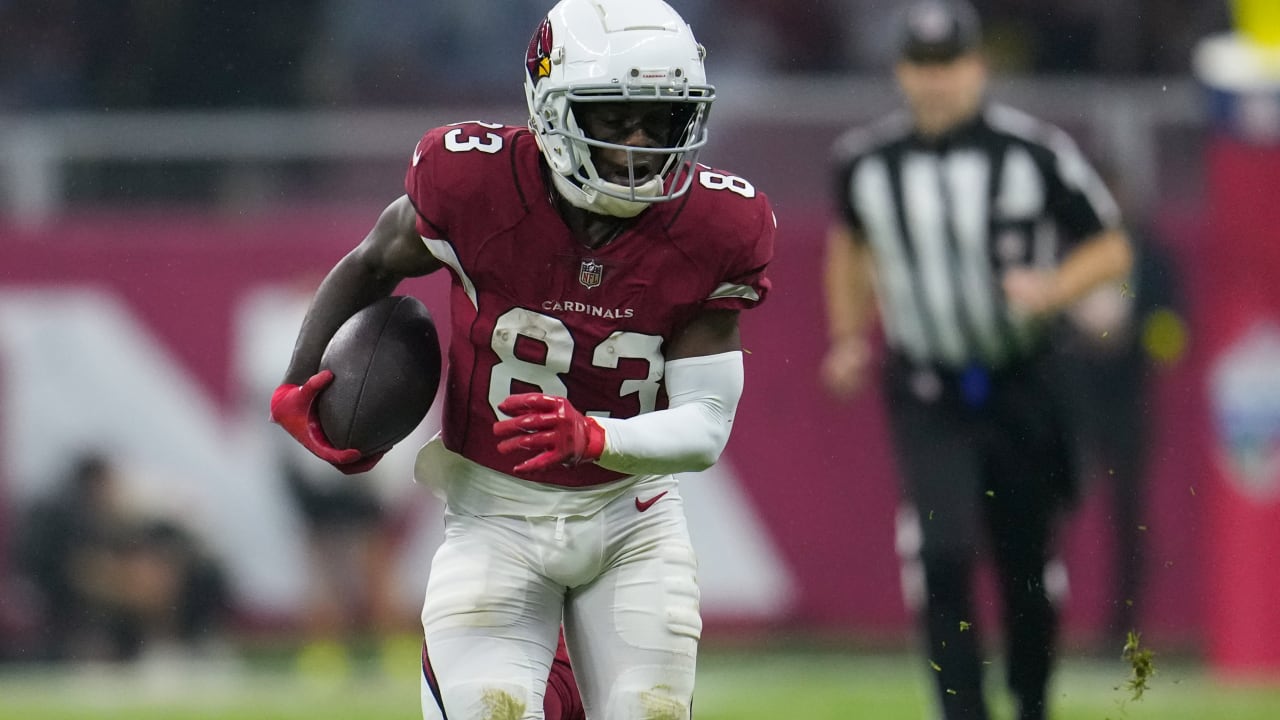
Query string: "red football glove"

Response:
xmin=269 ymin=370 xmax=385 ymax=475
xmin=493 ymin=393 xmax=606 ymax=474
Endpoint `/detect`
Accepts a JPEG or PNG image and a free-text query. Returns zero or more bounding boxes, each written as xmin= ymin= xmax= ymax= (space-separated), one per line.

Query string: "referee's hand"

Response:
xmin=822 ymin=337 xmax=871 ymax=400
xmin=1002 ymin=268 xmax=1061 ymax=317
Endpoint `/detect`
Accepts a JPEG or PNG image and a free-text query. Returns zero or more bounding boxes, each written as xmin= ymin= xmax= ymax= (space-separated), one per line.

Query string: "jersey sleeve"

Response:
xmin=404 ymin=123 xmax=529 ymax=244
xmin=704 ymin=190 xmax=775 ymax=312
xmin=1041 ymin=128 xmax=1122 ymax=242
xmin=403 ymin=127 xmax=452 ymax=239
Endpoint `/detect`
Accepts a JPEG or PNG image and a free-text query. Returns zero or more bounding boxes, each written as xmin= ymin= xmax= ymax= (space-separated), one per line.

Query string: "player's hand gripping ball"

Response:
xmin=270 ymin=369 xmax=377 ymax=472
xmin=270 ymin=296 xmax=441 ymax=474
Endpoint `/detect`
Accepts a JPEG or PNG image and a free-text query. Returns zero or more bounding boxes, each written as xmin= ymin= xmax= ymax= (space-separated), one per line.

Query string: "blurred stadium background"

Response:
xmin=3 ymin=0 xmax=1280 ymax=718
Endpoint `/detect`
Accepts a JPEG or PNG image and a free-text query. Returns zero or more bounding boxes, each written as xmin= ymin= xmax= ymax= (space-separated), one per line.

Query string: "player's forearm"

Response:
xmin=1050 ymin=228 xmax=1133 ymax=310
xmin=282 ymin=197 xmax=445 ymax=385
xmin=593 ymin=351 xmax=743 ymax=475
xmin=282 ymin=251 xmax=401 ymax=385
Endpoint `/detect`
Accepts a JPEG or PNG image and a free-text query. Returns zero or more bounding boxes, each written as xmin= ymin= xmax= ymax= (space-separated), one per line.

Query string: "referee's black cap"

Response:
xmin=898 ymin=0 xmax=982 ymax=64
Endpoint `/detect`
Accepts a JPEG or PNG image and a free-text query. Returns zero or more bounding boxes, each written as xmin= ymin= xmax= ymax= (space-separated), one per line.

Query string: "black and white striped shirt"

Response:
xmin=833 ymin=102 xmax=1121 ymax=369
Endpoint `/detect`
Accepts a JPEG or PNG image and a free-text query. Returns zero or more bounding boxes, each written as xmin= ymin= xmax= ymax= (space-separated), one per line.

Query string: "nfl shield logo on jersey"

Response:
xmin=579 ymin=259 xmax=604 ymax=289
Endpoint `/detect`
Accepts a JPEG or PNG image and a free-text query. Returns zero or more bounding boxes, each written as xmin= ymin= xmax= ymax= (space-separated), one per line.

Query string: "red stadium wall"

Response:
xmin=0 ymin=204 xmax=1212 ymax=648
xmin=1199 ymin=138 xmax=1280 ymax=678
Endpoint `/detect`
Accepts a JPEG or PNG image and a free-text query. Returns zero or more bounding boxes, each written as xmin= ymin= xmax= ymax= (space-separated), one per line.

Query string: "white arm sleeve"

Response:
xmin=593 ymin=350 xmax=744 ymax=476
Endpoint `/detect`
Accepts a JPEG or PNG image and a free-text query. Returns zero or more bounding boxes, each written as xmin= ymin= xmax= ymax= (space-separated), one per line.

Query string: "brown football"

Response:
xmin=317 ymin=295 xmax=441 ymax=455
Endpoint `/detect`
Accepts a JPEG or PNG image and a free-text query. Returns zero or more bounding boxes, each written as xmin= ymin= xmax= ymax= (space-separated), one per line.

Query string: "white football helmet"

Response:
xmin=524 ymin=0 xmax=715 ymax=217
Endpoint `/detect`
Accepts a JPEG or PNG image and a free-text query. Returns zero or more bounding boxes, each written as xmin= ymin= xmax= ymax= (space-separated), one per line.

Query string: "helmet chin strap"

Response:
xmin=550 ymin=172 xmax=663 ymax=219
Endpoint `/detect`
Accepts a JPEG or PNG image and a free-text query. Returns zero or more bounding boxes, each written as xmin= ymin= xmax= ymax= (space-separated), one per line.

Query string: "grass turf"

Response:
xmin=0 ymin=643 xmax=1277 ymax=719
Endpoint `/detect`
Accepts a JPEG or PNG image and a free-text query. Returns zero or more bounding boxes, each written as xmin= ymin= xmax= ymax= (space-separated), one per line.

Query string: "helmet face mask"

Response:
xmin=524 ymin=0 xmax=715 ymax=216
xmin=558 ymin=90 xmax=711 ymax=199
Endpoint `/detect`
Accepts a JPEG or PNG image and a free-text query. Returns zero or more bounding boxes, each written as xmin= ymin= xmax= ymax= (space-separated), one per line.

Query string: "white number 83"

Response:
xmin=488 ymin=308 xmax=664 ymax=419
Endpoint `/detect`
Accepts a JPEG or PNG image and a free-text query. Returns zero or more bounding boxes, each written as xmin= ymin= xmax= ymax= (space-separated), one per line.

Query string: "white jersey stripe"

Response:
xmin=854 ymin=156 xmax=931 ymax=362
xmin=902 ymin=152 xmax=967 ymax=366
xmin=944 ymin=150 xmax=1004 ymax=363
xmin=707 ymin=282 xmax=760 ymax=303
xmin=421 ymin=236 xmax=477 ymax=309
xmin=996 ymin=146 xmax=1045 ymax=220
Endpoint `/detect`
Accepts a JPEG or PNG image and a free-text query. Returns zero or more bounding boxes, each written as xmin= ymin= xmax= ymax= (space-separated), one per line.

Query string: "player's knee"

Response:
xmin=424 ymin=676 xmax=535 ymax=720
xmin=605 ymin=684 xmax=691 ymax=720
xmin=602 ymin=666 xmax=693 ymax=720
xmin=456 ymin=683 xmax=534 ymax=720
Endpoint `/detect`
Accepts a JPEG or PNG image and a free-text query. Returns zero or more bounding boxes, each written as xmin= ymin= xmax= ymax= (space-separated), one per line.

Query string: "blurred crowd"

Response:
xmin=0 ymin=0 xmax=1230 ymax=112
xmin=4 ymin=452 xmax=230 ymax=664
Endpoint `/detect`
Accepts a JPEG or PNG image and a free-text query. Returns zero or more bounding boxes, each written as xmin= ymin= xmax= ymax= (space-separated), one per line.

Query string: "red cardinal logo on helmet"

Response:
xmin=526 ymin=17 xmax=554 ymax=83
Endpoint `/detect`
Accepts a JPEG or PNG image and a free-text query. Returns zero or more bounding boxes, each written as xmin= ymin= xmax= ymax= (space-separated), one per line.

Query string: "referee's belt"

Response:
xmin=887 ymin=351 xmax=1048 ymax=408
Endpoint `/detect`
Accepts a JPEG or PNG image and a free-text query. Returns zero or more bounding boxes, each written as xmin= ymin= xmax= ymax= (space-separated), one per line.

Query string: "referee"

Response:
xmin=821 ymin=2 xmax=1132 ymax=720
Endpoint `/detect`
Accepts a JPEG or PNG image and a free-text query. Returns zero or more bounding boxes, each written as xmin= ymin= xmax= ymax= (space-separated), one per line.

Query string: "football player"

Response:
xmin=269 ymin=1 xmax=775 ymax=718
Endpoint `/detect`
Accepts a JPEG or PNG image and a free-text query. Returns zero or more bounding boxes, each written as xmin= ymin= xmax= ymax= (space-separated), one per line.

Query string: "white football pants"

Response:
xmin=417 ymin=473 xmax=700 ymax=720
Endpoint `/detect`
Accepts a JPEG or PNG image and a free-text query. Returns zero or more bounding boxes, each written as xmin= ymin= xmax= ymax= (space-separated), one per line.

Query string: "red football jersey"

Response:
xmin=404 ymin=122 xmax=774 ymax=487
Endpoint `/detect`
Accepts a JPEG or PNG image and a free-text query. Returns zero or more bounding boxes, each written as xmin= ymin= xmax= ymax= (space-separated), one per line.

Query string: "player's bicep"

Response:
xmin=666 ymin=309 xmax=740 ymax=361
xmin=352 ymin=195 xmax=444 ymax=279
